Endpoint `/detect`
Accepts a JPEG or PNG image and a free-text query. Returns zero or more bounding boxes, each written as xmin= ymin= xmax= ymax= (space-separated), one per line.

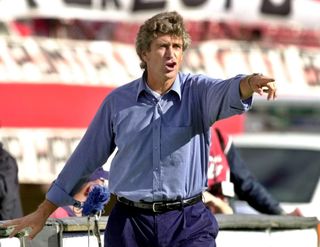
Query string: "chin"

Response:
xmin=165 ymin=70 xmax=178 ymax=79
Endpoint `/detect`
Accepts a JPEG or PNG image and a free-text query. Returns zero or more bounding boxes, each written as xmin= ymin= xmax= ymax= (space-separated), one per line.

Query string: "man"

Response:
xmin=3 ymin=11 xmax=276 ymax=247
xmin=204 ymin=126 xmax=301 ymax=216
xmin=0 ymin=142 xmax=23 ymax=220
xmin=49 ymin=167 xmax=108 ymax=218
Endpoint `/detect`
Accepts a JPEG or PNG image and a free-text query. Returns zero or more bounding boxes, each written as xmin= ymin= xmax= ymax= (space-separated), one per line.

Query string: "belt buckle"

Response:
xmin=152 ymin=202 xmax=163 ymax=213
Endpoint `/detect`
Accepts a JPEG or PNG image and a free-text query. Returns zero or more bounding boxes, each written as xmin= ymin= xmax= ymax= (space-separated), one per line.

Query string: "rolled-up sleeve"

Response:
xmin=46 ymin=181 xmax=80 ymax=207
xmin=45 ymin=96 xmax=114 ymax=208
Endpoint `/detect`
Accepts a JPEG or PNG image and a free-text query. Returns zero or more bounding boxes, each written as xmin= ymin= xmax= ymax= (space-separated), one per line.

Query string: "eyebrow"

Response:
xmin=157 ymin=40 xmax=183 ymax=46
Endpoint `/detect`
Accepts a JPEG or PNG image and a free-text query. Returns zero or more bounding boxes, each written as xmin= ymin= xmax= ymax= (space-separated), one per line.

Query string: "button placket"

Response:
xmin=152 ymin=101 xmax=162 ymax=193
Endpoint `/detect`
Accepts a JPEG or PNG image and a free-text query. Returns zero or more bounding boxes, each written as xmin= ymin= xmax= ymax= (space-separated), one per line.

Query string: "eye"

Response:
xmin=157 ymin=44 xmax=166 ymax=50
xmin=173 ymin=44 xmax=182 ymax=49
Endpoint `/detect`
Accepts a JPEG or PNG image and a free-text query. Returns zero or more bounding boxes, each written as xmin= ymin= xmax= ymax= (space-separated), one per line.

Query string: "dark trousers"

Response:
xmin=104 ymin=200 xmax=219 ymax=247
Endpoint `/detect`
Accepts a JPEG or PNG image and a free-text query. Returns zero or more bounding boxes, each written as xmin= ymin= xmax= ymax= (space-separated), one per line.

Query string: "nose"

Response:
xmin=165 ymin=46 xmax=174 ymax=57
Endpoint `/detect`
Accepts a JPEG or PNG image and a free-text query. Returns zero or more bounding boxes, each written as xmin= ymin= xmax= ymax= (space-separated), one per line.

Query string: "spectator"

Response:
xmin=0 ymin=142 xmax=23 ymax=220
xmin=205 ymin=126 xmax=302 ymax=216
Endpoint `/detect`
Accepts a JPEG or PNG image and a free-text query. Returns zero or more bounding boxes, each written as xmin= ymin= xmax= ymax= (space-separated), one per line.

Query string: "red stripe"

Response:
xmin=1 ymin=83 xmax=244 ymax=134
xmin=0 ymin=83 xmax=114 ymax=128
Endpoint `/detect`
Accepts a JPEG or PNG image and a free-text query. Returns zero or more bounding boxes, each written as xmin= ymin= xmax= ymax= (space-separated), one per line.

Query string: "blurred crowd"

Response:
xmin=1 ymin=18 xmax=320 ymax=47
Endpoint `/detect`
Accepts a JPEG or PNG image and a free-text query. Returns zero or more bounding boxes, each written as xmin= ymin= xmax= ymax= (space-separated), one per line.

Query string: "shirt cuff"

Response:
xmin=46 ymin=181 xmax=81 ymax=208
xmin=230 ymin=74 xmax=253 ymax=111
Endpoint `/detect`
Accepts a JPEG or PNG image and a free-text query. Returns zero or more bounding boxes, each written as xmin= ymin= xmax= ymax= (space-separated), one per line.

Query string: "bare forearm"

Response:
xmin=37 ymin=199 xmax=58 ymax=218
xmin=203 ymin=191 xmax=234 ymax=214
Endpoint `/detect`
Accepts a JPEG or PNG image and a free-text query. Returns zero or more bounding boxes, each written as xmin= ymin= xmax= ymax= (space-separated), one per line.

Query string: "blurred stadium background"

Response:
xmin=0 ymin=0 xmax=319 ymax=216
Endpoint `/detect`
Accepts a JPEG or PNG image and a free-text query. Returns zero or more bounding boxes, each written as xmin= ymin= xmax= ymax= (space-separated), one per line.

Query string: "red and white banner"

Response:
xmin=1 ymin=36 xmax=320 ymax=183
xmin=0 ymin=0 xmax=320 ymax=29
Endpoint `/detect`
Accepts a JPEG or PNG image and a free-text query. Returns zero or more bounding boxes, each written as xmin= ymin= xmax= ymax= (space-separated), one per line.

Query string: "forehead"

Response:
xmin=152 ymin=34 xmax=183 ymax=45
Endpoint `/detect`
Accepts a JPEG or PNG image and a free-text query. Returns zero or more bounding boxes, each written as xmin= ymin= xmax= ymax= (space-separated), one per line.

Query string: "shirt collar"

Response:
xmin=136 ymin=71 xmax=148 ymax=101
xmin=136 ymin=71 xmax=182 ymax=101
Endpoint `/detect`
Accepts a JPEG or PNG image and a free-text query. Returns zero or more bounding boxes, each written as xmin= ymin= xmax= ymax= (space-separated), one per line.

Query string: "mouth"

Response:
xmin=165 ymin=61 xmax=177 ymax=71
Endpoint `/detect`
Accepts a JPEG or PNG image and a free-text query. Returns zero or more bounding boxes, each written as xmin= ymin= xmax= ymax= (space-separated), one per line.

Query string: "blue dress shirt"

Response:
xmin=46 ymin=72 xmax=252 ymax=206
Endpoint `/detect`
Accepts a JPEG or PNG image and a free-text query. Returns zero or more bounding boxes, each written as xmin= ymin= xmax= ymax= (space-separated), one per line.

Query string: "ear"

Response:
xmin=141 ymin=51 xmax=148 ymax=63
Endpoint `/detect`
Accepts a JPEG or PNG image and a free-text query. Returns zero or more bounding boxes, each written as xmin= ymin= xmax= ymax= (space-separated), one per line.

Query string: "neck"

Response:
xmin=146 ymin=76 xmax=175 ymax=95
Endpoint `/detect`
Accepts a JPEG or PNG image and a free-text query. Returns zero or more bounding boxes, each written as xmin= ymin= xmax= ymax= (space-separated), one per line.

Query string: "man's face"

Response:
xmin=142 ymin=34 xmax=184 ymax=85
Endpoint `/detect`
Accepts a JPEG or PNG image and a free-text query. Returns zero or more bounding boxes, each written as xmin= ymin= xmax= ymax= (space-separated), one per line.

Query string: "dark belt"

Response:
xmin=117 ymin=194 xmax=202 ymax=213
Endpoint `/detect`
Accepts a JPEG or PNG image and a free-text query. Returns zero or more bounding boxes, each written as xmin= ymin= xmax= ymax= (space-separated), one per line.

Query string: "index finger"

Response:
xmin=259 ymin=75 xmax=275 ymax=83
